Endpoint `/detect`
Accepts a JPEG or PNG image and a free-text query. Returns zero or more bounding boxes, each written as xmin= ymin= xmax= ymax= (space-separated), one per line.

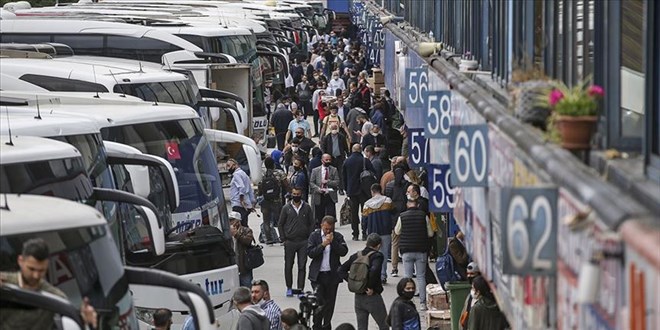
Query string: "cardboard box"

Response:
xmin=372 ymin=68 xmax=384 ymax=84
xmin=427 ymin=284 xmax=450 ymax=311
xmin=426 ymin=310 xmax=451 ymax=329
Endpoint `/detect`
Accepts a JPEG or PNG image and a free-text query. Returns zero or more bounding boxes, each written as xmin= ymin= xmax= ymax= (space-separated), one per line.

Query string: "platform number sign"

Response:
xmin=425 ymin=91 xmax=452 ymax=139
xmin=405 ymin=68 xmax=428 ymax=109
xmin=500 ymin=187 xmax=558 ymax=275
xmin=408 ymin=128 xmax=430 ymax=167
xmin=428 ymin=164 xmax=456 ymax=212
xmin=449 ymin=124 xmax=489 ymax=186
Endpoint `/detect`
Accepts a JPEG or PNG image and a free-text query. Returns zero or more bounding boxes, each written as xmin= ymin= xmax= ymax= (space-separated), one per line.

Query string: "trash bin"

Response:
xmin=446 ymin=281 xmax=471 ymax=330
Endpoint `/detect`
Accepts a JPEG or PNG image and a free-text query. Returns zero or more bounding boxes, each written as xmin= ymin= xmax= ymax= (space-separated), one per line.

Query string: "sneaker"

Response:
xmin=352 ymin=236 xmax=360 ymax=241
xmin=391 ymin=269 xmax=398 ymax=277
xmin=361 ymin=236 xmax=367 ymax=241
xmin=286 ymin=288 xmax=293 ymax=297
xmin=420 ymin=302 xmax=427 ymax=311
xmin=381 ymin=278 xmax=387 ymax=284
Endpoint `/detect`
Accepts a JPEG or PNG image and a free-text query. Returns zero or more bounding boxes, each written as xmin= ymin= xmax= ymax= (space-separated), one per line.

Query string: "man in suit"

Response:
xmin=321 ymin=124 xmax=349 ymax=194
xmin=309 ymin=154 xmax=340 ymax=225
xmin=307 ymin=216 xmax=349 ymax=330
xmin=342 ymin=144 xmax=375 ymax=241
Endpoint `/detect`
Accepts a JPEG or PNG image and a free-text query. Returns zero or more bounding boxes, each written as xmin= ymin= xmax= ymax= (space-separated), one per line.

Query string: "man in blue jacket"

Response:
xmin=307 ymin=216 xmax=349 ymax=330
xmin=342 ymin=144 xmax=375 ymax=241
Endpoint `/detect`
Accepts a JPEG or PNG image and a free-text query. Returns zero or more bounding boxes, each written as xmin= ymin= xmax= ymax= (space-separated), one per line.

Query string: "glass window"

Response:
xmin=0 ymin=33 xmax=51 ymax=44
xmin=106 ymin=36 xmax=182 ymax=63
xmin=113 ymin=81 xmax=196 ymax=107
xmin=619 ymin=0 xmax=645 ymax=138
xmin=19 ymin=74 xmax=108 ymax=93
xmin=52 ymin=35 xmax=104 ymax=56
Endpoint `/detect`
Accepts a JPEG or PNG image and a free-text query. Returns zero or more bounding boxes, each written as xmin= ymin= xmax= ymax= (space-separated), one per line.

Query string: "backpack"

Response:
xmin=436 ymin=249 xmax=461 ymax=293
xmin=359 ymin=159 xmax=377 ymax=196
xmin=259 ymin=171 xmax=281 ymax=201
xmin=347 ymin=250 xmax=376 ymax=293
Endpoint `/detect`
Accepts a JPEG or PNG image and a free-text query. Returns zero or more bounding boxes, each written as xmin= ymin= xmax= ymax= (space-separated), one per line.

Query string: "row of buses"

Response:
xmin=0 ymin=0 xmax=333 ymax=328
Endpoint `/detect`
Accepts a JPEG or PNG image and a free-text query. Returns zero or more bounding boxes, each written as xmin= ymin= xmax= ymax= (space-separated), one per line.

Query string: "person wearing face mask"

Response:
xmin=459 ymin=262 xmax=482 ymax=330
xmin=387 ymin=277 xmax=421 ymax=330
xmin=296 ymin=75 xmax=313 ymax=118
xmin=251 ymin=280 xmax=282 ymax=330
xmin=394 ymin=199 xmax=434 ymax=311
xmin=321 ymin=123 xmax=349 ymax=195
xmin=406 ymin=184 xmax=429 ymax=214
xmin=361 ymin=124 xmax=386 ymax=159
xmin=327 ymin=71 xmax=346 ymax=94
xmin=309 ymin=154 xmax=340 ymax=224
xmin=228 ymin=158 xmax=256 ymax=228
xmin=278 ymin=187 xmax=315 ymax=297
xmin=320 ymin=105 xmax=342 ymax=138
xmin=467 ymin=276 xmax=509 ymax=330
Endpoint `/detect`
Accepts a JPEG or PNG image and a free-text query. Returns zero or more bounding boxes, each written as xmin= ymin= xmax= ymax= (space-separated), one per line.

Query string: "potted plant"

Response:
xmin=543 ymin=78 xmax=604 ymax=150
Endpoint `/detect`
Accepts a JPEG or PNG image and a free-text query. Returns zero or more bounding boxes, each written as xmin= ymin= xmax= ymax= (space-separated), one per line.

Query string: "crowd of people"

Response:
xmin=222 ymin=24 xmax=510 ymax=330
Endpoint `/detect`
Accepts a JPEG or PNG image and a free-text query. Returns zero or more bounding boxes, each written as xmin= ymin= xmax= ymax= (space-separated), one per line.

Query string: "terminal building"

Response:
xmin=351 ymin=0 xmax=658 ymax=329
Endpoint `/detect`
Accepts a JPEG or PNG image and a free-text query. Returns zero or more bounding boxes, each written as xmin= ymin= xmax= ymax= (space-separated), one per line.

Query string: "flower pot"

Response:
xmin=554 ymin=115 xmax=598 ymax=150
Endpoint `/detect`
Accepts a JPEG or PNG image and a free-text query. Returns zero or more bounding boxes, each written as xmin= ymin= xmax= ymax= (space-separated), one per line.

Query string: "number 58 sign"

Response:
xmin=500 ymin=187 xmax=558 ymax=275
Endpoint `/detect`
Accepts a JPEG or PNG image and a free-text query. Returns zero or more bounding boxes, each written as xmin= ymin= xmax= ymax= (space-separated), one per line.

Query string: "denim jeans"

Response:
xmin=379 ymin=235 xmax=391 ymax=280
xmin=239 ymin=269 xmax=253 ymax=288
xmin=403 ymin=252 xmax=428 ymax=304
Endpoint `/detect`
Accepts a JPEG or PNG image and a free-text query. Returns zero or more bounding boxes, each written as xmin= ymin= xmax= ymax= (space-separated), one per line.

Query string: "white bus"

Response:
xmin=0 ymin=193 xmax=216 ymax=329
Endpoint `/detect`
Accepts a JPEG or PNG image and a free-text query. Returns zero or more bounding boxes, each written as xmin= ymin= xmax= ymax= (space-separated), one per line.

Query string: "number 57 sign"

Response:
xmin=500 ymin=187 xmax=558 ymax=275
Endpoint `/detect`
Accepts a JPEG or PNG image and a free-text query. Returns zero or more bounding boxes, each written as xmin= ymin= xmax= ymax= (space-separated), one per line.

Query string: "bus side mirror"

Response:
xmin=138 ymin=205 xmax=166 ymax=256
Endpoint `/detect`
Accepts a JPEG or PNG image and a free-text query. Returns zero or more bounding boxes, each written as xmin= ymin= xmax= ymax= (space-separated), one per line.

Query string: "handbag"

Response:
xmin=244 ymin=238 xmax=265 ymax=270
xmin=340 ymin=198 xmax=351 ymax=226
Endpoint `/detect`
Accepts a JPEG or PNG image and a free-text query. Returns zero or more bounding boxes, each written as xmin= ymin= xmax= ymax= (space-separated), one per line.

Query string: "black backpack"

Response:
xmin=359 ymin=159 xmax=377 ymax=196
xmin=259 ymin=171 xmax=281 ymax=201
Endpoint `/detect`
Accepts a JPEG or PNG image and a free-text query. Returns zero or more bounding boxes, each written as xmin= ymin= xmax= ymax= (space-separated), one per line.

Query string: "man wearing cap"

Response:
xmin=459 ymin=262 xmax=481 ymax=330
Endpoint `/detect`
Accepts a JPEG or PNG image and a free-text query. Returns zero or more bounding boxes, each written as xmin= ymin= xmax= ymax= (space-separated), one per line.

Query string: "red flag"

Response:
xmin=166 ymin=141 xmax=181 ymax=160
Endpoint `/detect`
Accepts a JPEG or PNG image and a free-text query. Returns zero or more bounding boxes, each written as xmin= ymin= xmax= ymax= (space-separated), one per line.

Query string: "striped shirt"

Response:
xmin=261 ymin=299 xmax=283 ymax=330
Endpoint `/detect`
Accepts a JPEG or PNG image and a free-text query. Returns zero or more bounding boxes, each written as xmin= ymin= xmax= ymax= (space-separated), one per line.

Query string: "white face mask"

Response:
xmin=292 ymin=147 xmax=299 ymax=152
xmin=371 ymin=132 xmax=379 ymax=136
xmin=470 ymin=289 xmax=478 ymax=300
xmin=331 ymin=129 xmax=338 ymax=135
xmin=406 ymin=194 xmax=415 ymax=201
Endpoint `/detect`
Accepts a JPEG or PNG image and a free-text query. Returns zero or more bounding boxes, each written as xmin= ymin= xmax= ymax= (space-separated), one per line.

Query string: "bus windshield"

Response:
xmin=0 ymin=157 xmax=92 ymax=202
xmin=101 ymin=118 xmax=230 ymax=237
xmin=0 ymin=224 xmax=138 ymax=329
xmin=113 ymin=80 xmax=198 ymax=108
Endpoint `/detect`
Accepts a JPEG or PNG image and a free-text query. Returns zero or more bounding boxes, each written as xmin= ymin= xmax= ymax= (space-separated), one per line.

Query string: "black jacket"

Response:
xmin=339 ymin=247 xmax=384 ymax=294
xmin=388 ymin=297 xmax=420 ymax=330
xmin=360 ymin=133 xmax=387 ymax=151
xmin=321 ymin=132 xmax=349 ymax=157
xmin=398 ymin=207 xmax=429 ymax=254
xmin=306 ymin=229 xmax=349 ymax=283
xmin=342 ymin=152 xmax=375 ymax=197
xmin=271 ymin=108 xmax=293 ymax=134
xmin=278 ymin=202 xmax=315 ymax=242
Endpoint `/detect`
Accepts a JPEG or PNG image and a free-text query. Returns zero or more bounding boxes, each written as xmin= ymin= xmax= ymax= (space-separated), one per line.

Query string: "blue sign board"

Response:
xmin=408 ymin=128 xmax=430 ymax=167
xmin=500 ymin=187 xmax=558 ymax=275
xmin=404 ymin=68 xmax=429 ymax=129
xmin=449 ymin=124 xmax=489 ymax=186
xmin=428 ymin=164 xmax=455 ymax=212
xmin=424 ymin=91 xmax=452 ymax=139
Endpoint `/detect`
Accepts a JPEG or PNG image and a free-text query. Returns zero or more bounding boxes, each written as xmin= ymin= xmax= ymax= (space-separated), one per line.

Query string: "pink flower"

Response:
xmin=588 ymin=85 xmax=604 ymax=97
xmin=549 ymin=89 xmax=564 ymax=106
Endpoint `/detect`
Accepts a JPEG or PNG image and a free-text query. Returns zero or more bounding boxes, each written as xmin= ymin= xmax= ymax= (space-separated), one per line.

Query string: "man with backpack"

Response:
xmin=339 ymin=233 xmax=388 ymax=330
xmin=342 ymin=144 xmax=376 ymax=241
xmin=258 ymin=157 xmax=285 ymax=245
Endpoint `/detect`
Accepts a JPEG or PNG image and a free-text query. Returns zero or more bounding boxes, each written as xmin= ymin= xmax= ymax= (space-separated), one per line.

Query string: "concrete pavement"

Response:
xmin=249 ymin=193 xmax=431 ymax=329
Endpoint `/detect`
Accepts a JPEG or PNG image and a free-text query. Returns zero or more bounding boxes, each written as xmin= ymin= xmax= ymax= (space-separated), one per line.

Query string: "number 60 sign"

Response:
xmin=500 ymin=187 xmax=558 ymax=275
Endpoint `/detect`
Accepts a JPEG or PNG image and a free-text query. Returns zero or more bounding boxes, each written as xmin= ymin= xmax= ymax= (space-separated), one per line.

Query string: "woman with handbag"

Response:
xmin=387 ymin=277 xmax=421 ymax=330
xmin=230 ymin=212 xmax=256 ymax=287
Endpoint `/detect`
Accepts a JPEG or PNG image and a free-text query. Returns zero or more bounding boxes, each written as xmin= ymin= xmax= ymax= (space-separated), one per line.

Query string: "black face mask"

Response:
xmin=323 ymin=162 xmax=331 ymax=167
xmin=401 ymin=291 xmax=414 ymax=300
xmin=228 ymin=166 xmax=236 ymax=174
xmin=292 ymin=195 xmax=302 ymax=203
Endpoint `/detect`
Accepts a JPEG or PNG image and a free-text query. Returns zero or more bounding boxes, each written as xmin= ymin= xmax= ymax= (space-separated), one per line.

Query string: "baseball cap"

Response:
xmin=467 ymin=262 xmax=480 ymax=274
xmin=229 ymin=211 xmax=242 ymax=220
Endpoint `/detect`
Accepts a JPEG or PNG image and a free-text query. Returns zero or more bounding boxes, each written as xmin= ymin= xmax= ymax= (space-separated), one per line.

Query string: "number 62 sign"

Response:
xmin=500 ymin=187 xmax=558 ymax=275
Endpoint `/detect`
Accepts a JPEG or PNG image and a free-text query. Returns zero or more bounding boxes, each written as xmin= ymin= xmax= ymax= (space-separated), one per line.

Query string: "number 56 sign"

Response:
xmin=500 ymin=187 xmax=558 ymax=275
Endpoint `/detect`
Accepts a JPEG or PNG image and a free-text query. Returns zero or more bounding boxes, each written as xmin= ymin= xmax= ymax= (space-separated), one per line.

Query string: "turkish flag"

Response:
xmin=166 ymin=141 xmax=181 ymax=160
